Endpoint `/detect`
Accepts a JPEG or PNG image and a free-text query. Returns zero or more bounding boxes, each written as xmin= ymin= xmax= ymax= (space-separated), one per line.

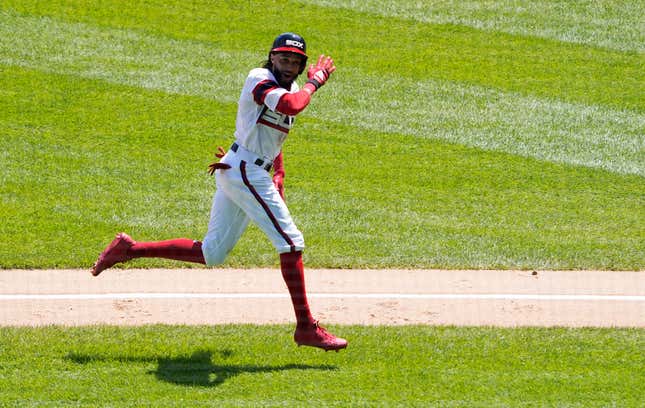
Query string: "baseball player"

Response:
xmin=91 ymin=33 xmax=347 ymax=352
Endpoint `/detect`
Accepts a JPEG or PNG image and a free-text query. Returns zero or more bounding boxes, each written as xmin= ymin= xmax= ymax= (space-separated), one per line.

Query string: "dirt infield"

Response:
xmin=1 ymin=269 xmax=643 ymax=327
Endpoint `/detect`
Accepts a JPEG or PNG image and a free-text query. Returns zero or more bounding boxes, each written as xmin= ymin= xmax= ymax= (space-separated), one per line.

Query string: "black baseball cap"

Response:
xmin=271 ymin=32 xmax=307 ymax=58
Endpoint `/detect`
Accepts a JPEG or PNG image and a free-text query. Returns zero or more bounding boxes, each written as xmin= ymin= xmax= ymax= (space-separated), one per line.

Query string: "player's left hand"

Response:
xmin=306 ymin=54 xmax=336 ymax=89
xmin=272 ymin=151 xmax=285 ymax=200
xmin=273 ymin=173 xmax=285 ymax=199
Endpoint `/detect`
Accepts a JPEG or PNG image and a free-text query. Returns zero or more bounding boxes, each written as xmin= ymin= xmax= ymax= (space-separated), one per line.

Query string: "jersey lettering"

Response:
xmin=257 ymin=106 xmax=294 ymax=134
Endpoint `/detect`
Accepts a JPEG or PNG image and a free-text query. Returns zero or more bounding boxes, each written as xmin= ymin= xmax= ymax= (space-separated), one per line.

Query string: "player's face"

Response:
xmin=270 ymin=52 xmax=303 ymax=87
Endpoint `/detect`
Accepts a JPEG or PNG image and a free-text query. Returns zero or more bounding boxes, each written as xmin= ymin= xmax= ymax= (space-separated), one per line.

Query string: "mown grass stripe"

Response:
xmin=2 ymin=1 xmax=642 ymax=112
xmin=1 ymin=10 xmax=642 ymax=176
xmin=0 ymin=10 xmax=250 ymax=102
xmin=301 ymin=0 xmax=645 ymax=53
xmin=321 ymin=72 xmax=645 ymax=176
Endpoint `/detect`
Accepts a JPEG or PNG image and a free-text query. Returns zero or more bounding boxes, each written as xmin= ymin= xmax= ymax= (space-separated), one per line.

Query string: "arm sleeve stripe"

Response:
xmin=252 ymin=80 xmax=279 ymax=105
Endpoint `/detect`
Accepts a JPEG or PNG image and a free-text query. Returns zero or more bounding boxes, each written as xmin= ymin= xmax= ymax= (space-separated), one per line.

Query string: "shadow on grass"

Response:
xmin=66 ymin=349 xmax=337 ymax=387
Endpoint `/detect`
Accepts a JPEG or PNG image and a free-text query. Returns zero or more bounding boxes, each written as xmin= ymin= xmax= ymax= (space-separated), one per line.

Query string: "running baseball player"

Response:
xmin=91 ymin=33 xmax=347 ymax=352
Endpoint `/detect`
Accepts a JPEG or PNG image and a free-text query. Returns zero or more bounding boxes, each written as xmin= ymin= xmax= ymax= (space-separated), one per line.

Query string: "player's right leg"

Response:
xmin=91 ymin=233 xmax=206 ymax=276
xmin=201 ymin=185 xmax=250 ymax=266
xmin=91 ymin=232 xmax=136 ymax=276
xmin=91 ymin=185 xmax=250 ymax=276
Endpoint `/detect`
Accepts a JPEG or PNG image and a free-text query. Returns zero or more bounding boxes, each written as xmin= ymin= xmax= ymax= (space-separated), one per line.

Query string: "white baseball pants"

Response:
xmin=201 ymin=145 xmax=305 ymax=265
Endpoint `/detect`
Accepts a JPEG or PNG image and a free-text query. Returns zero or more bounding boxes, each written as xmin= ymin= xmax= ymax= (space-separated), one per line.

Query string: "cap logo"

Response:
xmin=285 ymin=39 xmax=304 ymax=49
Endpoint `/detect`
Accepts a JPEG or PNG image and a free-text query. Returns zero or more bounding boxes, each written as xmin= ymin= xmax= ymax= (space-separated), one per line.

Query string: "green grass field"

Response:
xmin=1 ymin=325 xmax=643 ymax=407
xmin=1 ymin=1 xmax=644 ymax=406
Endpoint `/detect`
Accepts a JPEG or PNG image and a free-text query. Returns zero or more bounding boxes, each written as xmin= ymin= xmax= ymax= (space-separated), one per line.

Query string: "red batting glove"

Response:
xmin=272 ymin=151 xmax=285 ymax=200
xmin=305 ymin=54 xmax=336 ymax=91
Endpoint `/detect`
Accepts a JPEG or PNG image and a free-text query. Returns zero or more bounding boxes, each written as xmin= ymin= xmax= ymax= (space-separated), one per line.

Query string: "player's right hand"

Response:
xmin=207 ymin=146 xmax=231 ymax=175
xmin=306 ymin=54 xmax=336 ymax=89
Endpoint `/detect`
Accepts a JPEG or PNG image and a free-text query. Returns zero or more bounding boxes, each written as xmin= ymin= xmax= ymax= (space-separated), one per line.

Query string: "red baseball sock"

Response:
xmin=280 ymin=251 xmax=315 ymax=327
xmin=128 ymin=239 xmax=206 ymax=264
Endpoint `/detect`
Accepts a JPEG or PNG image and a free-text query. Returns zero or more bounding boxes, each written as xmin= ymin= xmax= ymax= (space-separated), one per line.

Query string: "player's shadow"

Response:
xmin=66 ymin=349 xmax=336 ymax=387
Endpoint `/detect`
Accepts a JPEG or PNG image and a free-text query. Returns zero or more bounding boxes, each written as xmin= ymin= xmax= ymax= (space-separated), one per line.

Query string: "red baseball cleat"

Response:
xmin=91 ymin=233 xmax=135 ymax=276
xmin=294 ymin=321 xmax=348 ymax=352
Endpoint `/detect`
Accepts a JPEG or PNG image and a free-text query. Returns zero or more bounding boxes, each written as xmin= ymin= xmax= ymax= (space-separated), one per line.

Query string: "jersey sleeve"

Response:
xmin=246 ymin=69 xmax=288 ymax=112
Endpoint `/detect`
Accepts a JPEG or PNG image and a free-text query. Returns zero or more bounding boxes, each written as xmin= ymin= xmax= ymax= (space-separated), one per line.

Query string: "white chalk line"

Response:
xmin=1 ymin=293 xmax=644 ymax=301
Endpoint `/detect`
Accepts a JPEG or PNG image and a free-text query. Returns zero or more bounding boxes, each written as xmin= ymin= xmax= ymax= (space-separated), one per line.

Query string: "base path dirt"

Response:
xmin=0 ymin=269 xmax=643 ymax=327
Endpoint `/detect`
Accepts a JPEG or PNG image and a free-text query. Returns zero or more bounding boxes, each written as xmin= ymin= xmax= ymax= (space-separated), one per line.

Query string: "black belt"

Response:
xmin=231 ymin=142 xmax=272 ymax=171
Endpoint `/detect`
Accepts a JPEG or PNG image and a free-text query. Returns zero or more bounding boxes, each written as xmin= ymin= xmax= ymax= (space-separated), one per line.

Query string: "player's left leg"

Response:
xmin=280 ymin=250 xmax=348 ymax=351
xmin=228 ymin=162 xmax=347 ymax=351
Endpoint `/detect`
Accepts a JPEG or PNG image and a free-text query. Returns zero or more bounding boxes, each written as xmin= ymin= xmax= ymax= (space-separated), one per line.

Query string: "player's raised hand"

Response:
xmin=306 ymin=54 xmax=336 ymax=90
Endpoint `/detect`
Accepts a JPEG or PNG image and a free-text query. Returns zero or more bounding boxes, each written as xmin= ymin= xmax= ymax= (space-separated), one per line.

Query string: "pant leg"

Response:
xmin=219 ymin=160 xmax=305 ymax=254
xmin=201 ymin=185 xmax=250 ymax=265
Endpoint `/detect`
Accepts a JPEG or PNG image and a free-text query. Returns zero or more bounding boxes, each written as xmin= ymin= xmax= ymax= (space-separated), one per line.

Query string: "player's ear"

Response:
xmin=299 ymin=55 xmax=308 ymax=74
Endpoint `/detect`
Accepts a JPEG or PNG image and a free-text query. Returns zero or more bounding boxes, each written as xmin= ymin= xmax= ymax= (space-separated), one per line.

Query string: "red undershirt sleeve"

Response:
xmin=274 ymin=83 xmax=318 ymax=115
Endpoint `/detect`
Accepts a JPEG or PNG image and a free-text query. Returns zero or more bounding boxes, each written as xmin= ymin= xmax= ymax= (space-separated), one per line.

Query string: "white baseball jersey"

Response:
xmin=201 ymin=68 xmax=305 ymax=265
xmin=234 ymin=68 xmax=299 ymax=161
